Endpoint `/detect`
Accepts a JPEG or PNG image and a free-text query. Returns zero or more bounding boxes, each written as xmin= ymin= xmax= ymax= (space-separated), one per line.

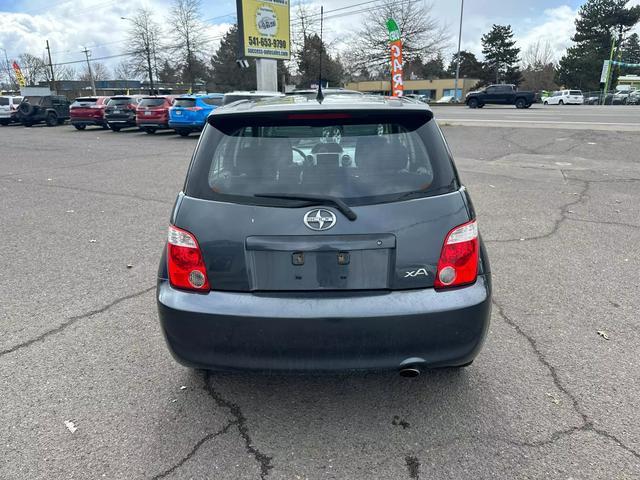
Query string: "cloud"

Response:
xmin=516 ymin=5 xmax=579 ymax=62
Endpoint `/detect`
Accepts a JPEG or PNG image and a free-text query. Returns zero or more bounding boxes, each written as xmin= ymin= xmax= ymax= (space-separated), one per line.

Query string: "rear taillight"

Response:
xmin=167 ymin=225 xmax=210 ymax=292
xmin=434 ymin=220 xmax=479 ymax=289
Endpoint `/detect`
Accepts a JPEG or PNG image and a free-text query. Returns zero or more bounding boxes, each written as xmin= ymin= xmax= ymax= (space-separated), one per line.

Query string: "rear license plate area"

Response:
xmin=246 ymin=235 xmax=395 ymax=291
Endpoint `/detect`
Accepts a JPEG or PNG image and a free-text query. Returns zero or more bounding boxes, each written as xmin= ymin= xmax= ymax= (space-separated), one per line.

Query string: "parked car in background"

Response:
xmin=156 ymin=95 xmax=491 ymax=373
xmin=15 ymin=95 xmax=70 ymax=126
xmin=543 ymin=90 xmax=584 ymax=105
xmin=222 ymin=91 xmax=284 ymax=106
xmin=70 ymin=96 xmax=110 ymax=130
xmin=104 ymin=95 xmax=143 ymax=132
xmin=611 ymin=89 xmax=634 ymax=105
xmin=465 ymin=84 xmax=535 ymax=109
xmin=169 ymin=93 xmax=223 ymax=137
xmin=436 ymin=95 xmax=458 ymax=104
xmin=0 ymin=95 xmax=23 ymax=125
xmin=136 ymin=96 xmax=175 ymax=134
xmin=627 ymin=90 xmax=640 ymax=105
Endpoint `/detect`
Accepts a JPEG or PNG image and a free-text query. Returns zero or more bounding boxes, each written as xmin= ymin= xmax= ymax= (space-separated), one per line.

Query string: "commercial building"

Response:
xmin=345 ymin=78 xmax=481 ymax=100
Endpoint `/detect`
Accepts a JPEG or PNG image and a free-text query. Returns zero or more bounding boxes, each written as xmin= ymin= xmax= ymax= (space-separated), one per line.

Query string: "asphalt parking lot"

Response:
xmin=1 ymin=112 xmax=639 ymax=479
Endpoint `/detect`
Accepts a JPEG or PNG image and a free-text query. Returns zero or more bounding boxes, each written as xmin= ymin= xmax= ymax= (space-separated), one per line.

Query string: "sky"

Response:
xmin=0 ymin=0 xmax=633 ymax=77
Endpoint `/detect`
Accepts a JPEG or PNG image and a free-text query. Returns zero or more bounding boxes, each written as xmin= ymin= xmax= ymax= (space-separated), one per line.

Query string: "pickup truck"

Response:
xmin=465 ymin=84 xmax=535 ymax=109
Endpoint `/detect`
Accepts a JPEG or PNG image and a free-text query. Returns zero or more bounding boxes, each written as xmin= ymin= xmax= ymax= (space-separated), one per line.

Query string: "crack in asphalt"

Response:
xmin=150 ymin=421 xmax=236 ymax=480
xmin=0 ymin=286 xmax=155 ymax=357
xmin=493 ymin=299 xmax=640 ymax=460
xmin=204 ymin=372 xmax=274 ymax=479
xmin=404 ymin=455 xmax=420 ymax=479
xmin=485 ymin=176 xmax=590 ymax=244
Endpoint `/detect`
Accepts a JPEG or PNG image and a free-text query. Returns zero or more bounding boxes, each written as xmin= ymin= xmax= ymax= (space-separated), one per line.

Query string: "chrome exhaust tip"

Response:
xmin=399 ymin=366 xmax=421 ymax=378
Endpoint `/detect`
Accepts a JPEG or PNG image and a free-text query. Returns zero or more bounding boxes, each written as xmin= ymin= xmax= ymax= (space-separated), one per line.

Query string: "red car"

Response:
xmin=70 ymin=96 xmax=110 ymax=130
xmin=135 ymin=96 xmax=175 ymax=134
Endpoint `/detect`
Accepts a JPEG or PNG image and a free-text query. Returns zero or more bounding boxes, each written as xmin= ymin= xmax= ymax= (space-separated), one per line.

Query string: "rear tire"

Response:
xmin=0 ymin=119 xmax=9 ymax=126
xmin=467 ymin=98 xmax=479 ymax=109
xmin=74 ymin=124 xmax=86 ymax=130
xmin=46 ymin=112 xmax=58 ymax=127
xmin=515 ymin=98 xmax=526 ymax=109
xmin=23 ymin=121 xmax=33 ymax=127
xmin=144 ymin=127 xmax=157 ymax=134
xmin=177 ymin=129 xmax=190 ymax=137
xmin=110 ymin=125 xmax=121 ymax=132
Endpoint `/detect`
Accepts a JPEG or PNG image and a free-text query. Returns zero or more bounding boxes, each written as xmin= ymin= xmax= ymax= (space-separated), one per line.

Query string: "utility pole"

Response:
xmin=45 ymin=40 xmax=56 ymax=93
xmin=453 ymin=0 xmax=464 ymax=100
xmin=82 ymin=47 xmax=96 ymax=95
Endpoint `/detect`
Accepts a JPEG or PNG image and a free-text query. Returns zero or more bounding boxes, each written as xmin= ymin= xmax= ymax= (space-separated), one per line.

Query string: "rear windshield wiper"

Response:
xmin=254 ymin=193 xmax=357 ymax=221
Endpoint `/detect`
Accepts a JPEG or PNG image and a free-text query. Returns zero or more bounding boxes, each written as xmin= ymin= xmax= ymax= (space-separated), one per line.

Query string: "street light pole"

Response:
xmin=453 ymin=0 xmax=465 ymax=100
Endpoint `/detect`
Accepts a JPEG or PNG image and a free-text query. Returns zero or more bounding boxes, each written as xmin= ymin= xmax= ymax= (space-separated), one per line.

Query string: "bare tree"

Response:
xmin=347 ymin=0 xmax=449 ymax=73
xmin=520 ymin=40 xmax=558 ymax=92
xmin=80 ymin=62 xmax=109 ymax=81
xmin=125 ymin=8 xmax=163 ymax=93
xmin=17 ymin=53 xmax=48 ymax=85
xmin=522 ymin=40 xmax=555 ymax=69
xmin=170 ymin=0 xmax=209 ymax=90
xmin=113 ymin=60 xmax=141 ymax=80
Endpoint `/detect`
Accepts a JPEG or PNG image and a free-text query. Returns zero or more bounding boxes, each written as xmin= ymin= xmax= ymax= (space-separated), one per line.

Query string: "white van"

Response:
xmin=543 ymin=90 xmax=584 ymax=105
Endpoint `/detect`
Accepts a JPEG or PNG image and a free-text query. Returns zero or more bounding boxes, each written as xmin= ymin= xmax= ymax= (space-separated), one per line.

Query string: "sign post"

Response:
xmin=386 ymin=18 xmax=403 ymax=97
xmin=236 ymin=0 xmax=291 ymax=92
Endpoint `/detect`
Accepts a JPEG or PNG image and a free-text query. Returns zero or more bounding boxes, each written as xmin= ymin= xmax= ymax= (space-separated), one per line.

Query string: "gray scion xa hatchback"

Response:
xmin=156 ymin=94 xmax=491 ymax=374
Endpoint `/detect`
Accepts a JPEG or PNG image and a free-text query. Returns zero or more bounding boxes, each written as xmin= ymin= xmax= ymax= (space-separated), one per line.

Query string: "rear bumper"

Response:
xmin=71 ymin=117 xmax=105 ymax=126
xmin=168 ymin=120 xmax=204 ymax=130
xmin=157 ymin=275 xmax=492 ymax=372
xmin=137 ymin=121 xmax=170 ymax=128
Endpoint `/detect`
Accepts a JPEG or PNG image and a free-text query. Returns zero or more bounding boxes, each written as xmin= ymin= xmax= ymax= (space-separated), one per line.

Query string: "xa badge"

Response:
xmin=405 ymin=268 xmax=429 ymax=278
xmin=304 ymin=209 xmax=337 ymax=231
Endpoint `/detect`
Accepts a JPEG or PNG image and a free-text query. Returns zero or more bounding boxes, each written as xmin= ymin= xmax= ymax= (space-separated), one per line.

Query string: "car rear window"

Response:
xmin=570 ymin=90 xmax=582 ymax=96
xmin=223 ymin=94 xmax=275 ymax=105
xmin=108 ymin=97 xmax=132 ymax=106
xmin=0 ymin=98 xmax=8 ymax=106
xmin=202 ymin=97 xmax=223 ymax=106
xmin=139 ymin=98 xmax=166 ymax=107
xmin=71 ymin=97 xmax=98 ymax=107
xmin=174 ymin=98 xmax=196 ymax=108
xmin=186 ymin=112 xmax=457 ymax=206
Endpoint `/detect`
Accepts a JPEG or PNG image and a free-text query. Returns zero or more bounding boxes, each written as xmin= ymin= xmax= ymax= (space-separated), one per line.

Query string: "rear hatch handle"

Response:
xmin=254 ymin=193 xmax=357 ymax=221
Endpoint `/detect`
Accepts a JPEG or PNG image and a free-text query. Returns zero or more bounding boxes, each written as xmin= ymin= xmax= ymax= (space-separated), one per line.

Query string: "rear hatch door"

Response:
xmin=176 ymin=108 xmax=468 ymax=292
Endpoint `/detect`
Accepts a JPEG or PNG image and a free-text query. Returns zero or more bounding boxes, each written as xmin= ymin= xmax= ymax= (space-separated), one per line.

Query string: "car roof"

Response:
xmin=213 ymin=94 xmax=432 ymax=116
xmin=223 ymin=90 xmax=284 ymax=96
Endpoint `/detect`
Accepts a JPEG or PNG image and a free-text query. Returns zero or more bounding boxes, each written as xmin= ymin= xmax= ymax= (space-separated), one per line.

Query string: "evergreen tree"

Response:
xmin=210 ymin=25 xmax=289 ymax=92
xmin=556 ymin=0 xmax=640 ymax=90
xmin=296 ymin=33 xmax=344 ymax=88
xmin=447 ymin=50 xmax=485 ymax=80
xmin=210 ymin=25 xmax=257 ymax=92
xmin=621 ymin=32 xmax=640 ymax=72
xmin=481 ymin=25 xmax=521 ymax=84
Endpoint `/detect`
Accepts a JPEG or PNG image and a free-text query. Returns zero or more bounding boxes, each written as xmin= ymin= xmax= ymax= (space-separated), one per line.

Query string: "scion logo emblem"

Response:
xmin=304 ymin=209 xmax=337 ymax=231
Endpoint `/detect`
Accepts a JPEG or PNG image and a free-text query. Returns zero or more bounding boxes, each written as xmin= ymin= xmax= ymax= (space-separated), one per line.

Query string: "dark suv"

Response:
xmin=156 ymin=95 xmax=491 ymax=374
xmin=104 ymin=96 xmax=143 ymax=131
xmin=16 ymin=95 xmax=71 ymax=127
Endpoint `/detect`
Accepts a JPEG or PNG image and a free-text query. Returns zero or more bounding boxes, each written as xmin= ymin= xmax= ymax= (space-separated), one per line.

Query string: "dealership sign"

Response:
xmin=600 ymin=60 xmax=611 ymax=84
xmin=387 ymin=18 xmax=403 ymax=97
xmin=236 ymin=0 xmax=291 ymax=60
